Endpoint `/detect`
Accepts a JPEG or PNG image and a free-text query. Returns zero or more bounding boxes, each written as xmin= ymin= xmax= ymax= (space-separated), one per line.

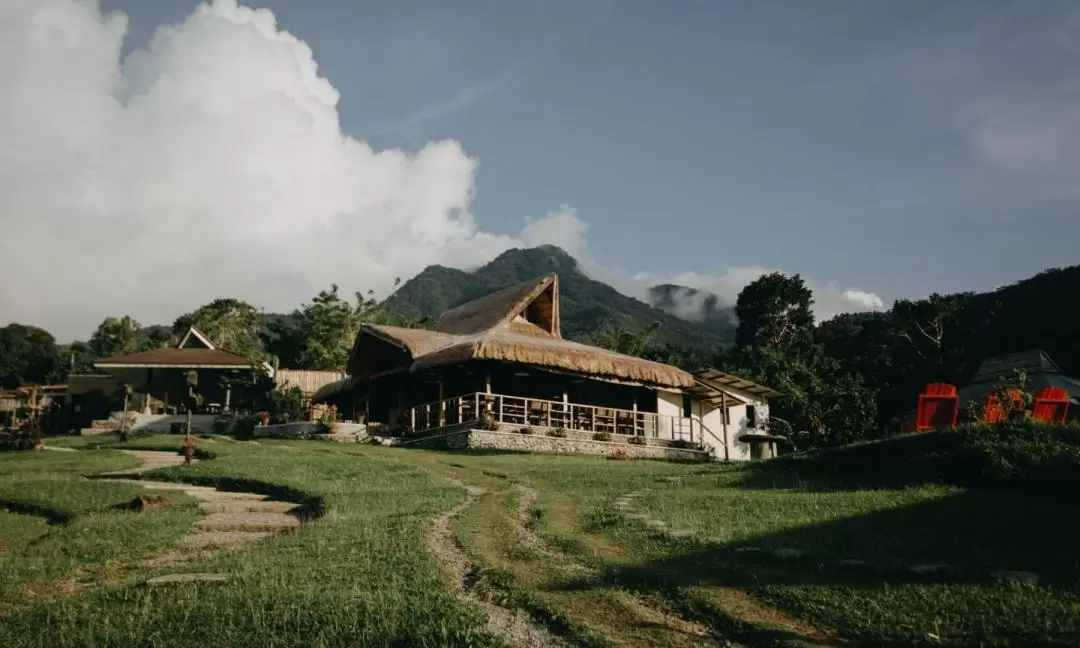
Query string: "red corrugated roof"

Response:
xmin=95 ymin=347 xmax=252 ymax=367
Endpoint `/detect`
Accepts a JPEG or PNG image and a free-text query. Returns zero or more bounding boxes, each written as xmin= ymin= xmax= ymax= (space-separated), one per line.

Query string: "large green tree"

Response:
xmin=0 ymin=324 xmax=61 ymax=388
xmin=173 ymin=298 xmax=265 ymax=361
xmin=734 ymin=272 xmax=815 ymax=352
xmin=88 ymin=316 xmax=143 ymax=358
xmin=264 ymin=282 xmax=426 ymax=370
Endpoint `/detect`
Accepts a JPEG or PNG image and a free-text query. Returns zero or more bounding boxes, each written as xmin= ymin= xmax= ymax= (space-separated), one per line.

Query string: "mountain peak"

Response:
xmin=386 ymin=246 xmax=735 ymax=351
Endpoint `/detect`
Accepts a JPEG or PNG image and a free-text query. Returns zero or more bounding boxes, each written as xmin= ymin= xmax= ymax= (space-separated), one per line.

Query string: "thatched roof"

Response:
xmin=436 ymin=273 xmax=559 ymax=335
xmin=345 ymin=273 xmax=693 ymax=389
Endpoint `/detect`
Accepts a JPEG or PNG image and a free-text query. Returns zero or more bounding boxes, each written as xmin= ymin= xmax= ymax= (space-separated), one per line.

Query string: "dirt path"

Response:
xmin=97 ymin=450 xmax=303 ymax=570
xmin=427 ymin=479 xmax=567 ymax=648
xmin=513 ymin=487 xmax=726 ymax=647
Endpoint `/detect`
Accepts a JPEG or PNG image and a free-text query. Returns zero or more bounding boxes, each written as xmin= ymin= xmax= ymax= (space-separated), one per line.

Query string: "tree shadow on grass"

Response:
xmin=555 ymin=490 xmax=1080 ymax=646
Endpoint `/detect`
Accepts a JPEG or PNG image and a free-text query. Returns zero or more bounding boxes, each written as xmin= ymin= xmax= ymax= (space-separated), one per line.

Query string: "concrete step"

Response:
xmin=195 ymin=512 xmax=301 ymax=532
xmin=182 ymin=530 xmax=277 ymax=548
xmin=198 ymin=500 xmax=297 ymax=514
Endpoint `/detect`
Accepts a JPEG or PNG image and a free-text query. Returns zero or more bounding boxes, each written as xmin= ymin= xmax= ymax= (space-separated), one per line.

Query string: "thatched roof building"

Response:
xmin=342 ymin=273 xmax=693 ymax=390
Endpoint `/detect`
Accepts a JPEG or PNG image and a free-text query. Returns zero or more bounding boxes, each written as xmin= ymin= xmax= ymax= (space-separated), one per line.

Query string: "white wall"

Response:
xmin=656 ymin=391 xmax=684 ymax=440
xmin=687 ymin=389 xmax=771 ymax=462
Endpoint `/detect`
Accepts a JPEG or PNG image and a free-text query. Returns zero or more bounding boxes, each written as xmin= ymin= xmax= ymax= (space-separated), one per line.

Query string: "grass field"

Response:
xmin=1 ymin=431 xmax=1077 ymax=647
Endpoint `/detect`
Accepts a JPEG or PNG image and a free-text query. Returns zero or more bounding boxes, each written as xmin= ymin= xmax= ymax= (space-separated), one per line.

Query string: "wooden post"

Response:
xmin=410 ymin=407 xmax=416 ymax=432
xmin=485 ymin=371 xmax=492 ymax=395
xmin=632 ymin=397 xmax=638 ymax=436
xmin=224 ymin=386 xmax=232 ymax=412
xmin=720 ymin=391 xmax=730 ymax=461
xmin=437 ymin=377 xmax=445 ymax=428
xmin=474 ymin=393 xmax=480 ymax=423
xmin=497 ymin=395 xmax=503 ymax=423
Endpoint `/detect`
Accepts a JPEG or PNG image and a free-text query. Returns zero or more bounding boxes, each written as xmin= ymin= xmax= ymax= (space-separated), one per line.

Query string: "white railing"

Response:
xmin=405 ymin=392 xmax=700 ymax=442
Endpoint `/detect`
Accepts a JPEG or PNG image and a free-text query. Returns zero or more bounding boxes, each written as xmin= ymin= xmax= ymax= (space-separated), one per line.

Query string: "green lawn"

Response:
xmin=1 ymin=434 xmax=1077 ymax=647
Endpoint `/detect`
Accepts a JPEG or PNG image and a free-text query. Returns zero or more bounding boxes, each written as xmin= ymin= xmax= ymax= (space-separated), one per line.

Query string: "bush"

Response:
xmin=212 ymin=417 xmax=231 ymax=435
xmin=548 ymin=428 xmax=568 ymax=438
xmin=670 ymin=439 xmax=701 ymax=450
xmin=232 ymin=415 xmax=258 ymax=439
xmin=610 ymin=447 xmax=630 ymax=460
xmin=628 ymin=436 xmax=647 ymax=446
xmin=268 ymin=387 xmax=306 ymax=424
xmin=593 ymin=431 xmax=613 ymax=442
xmin=479 ymin=414 xmax=500 ymax=431
xmin=747 ymin=420 xmax=1080 ymax=504
xmin=519 ymin=426 xmax=535 ymax=435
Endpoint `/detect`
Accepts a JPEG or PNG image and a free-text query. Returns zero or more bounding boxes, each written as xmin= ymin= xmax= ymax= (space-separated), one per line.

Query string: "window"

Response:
xmin=746 ymin=405 xmax=758 ymax=429
xmin=682 ymin=393 xmax=692 ymax=418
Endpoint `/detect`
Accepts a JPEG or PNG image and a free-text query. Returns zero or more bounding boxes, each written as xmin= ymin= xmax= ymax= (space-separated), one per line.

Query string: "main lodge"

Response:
xmin=313 ymin=273 xmax=783 ymax=461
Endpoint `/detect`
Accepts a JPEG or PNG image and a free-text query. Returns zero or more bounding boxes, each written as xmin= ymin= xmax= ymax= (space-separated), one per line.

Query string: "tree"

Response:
xmin=264 ymin=284 xmax=427 ymax=370
xmin=735 ymin=272 xmax=815 ymax=353
xmin=173 ymin=299 xmax=264 ymax=361
xmin=55 ymin=341 xmax=96 ymax=378
xmin=88 ymin=316 xmax=143 ymax=358
xmin=588 ymin=318 xmax=661 ymax=358
xmin=0 ymin=324 xmax=60 ymax=389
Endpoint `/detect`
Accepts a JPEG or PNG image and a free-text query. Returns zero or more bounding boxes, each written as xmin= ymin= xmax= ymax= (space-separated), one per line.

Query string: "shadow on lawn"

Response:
xmin=555 ymin=490 xmax=1080 ymax=645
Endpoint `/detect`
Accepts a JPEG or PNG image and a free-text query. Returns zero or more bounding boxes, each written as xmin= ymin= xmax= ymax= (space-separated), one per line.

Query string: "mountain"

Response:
xmin=647 ymin=284 xmax=736 ymax=338
xmin=385 ymin=246 xmax=735 ymax=350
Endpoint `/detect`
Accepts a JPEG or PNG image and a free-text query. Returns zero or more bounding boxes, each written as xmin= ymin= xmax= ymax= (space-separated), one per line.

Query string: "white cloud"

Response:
xmin=0 ymin=0 xmax=882 ymax=343
xmin=520 ymin=204 xmax=589 ymax=259
xmin=0 ymin=0 xmax=520 ymax=340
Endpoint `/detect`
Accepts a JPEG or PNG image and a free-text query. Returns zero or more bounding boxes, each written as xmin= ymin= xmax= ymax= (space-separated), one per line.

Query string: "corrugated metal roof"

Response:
xmin=691 ymin=368 xmax=783 ymax=399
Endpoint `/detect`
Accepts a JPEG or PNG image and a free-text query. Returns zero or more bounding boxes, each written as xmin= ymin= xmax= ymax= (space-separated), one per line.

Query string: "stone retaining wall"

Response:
xmin=253 ymin=422 xmax=366 ymax=440
xmin=403 ymin=428 xmax=709 ymax=461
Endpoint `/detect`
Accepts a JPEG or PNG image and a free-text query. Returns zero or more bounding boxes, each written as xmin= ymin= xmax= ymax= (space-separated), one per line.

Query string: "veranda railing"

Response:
xmin=405 ymin=392 xmax=702 ymax=442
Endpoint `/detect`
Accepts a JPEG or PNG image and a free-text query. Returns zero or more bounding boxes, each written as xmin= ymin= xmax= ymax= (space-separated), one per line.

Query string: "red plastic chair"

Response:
xmin=1032 ymin=387 xmax=1070 ymax=424
xmin=916 ymin=383 xmax=959 ymax=431
xmin=983 ymin=393 xmax=1005 ymax=424
xmin=983 ymin=387 xmax=1023 ymax=424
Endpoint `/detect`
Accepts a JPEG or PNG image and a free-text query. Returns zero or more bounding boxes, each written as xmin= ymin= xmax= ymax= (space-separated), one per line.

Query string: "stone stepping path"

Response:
xmin=95 ymin=450 xmax=304 ymax=582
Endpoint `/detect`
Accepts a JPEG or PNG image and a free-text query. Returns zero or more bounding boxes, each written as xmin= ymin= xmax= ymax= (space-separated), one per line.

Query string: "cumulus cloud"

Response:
xmin=0 ymin=0 xmax=882 ymax=342
xmin=0 ymin=0 xmax=521 ymax=340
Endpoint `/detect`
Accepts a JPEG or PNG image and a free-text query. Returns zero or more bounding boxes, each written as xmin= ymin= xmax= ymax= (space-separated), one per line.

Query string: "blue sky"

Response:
xmin=85 ymin=0 xmax=1080 ymax=311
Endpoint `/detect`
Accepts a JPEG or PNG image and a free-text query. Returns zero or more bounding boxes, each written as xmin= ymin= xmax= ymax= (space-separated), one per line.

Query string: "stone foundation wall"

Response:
xmin=403 ymin=428 xmax=709 ymax=461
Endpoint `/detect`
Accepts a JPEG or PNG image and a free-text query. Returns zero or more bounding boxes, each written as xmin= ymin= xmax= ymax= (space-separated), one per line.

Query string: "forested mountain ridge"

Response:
xmin=383 ymin=246 xmax=737 ymax=351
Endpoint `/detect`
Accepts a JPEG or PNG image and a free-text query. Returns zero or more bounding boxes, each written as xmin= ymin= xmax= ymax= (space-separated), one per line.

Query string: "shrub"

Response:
xmin=479 ymin=414 xmax=500 ymax=431
xmin=628 ymin=436 xmax=647 ymax=446
xmin=319 ymin=405 xmax=339 ymax=434
xmin=670 ymin=439 xmax=702 ymax=450
xmin=548 ymin=428 xmax=568 ymax=438
xmin=593 ymin=431 xmax=613 ymax=442
xmin=610 ymin=447 xmax=630 ymax=460
xmin=267 ymin=387 xmax=305 ymax=424
xmin=519 ymin=426 xmax=535 ymax=435
xmin=748 ymin=420 xmax=1080 ymax=504
xmin=232 ymin=415 xmax=258 ymax=439
xmin=212 ymin=417 xmax=231 ymax=435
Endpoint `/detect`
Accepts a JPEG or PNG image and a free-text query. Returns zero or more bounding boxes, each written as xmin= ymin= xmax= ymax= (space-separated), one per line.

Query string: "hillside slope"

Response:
xmin=385 ymin=246 xmax=735 ymax=350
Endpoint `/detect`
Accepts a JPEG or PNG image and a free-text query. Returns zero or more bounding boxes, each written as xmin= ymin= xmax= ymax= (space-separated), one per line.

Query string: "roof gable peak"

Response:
xmin=434 ymin=273 xmax=561 ymax=337
xmin=177 ymin=326 xmax=215 ymax=350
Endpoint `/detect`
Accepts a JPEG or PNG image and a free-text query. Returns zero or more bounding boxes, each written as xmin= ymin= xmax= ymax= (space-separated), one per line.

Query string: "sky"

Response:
xmin=2 ymin=0 xmax=1078 ymax=341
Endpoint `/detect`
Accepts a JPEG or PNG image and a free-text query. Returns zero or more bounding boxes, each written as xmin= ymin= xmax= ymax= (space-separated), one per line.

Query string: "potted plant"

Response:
xmin=257 ymin=411 xmax=270 ymax=426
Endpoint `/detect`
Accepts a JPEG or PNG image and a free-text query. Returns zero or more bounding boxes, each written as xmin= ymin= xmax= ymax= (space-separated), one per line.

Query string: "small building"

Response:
xmin=958 ymin=349 xmax=1080 ymax=421
xmin=314 ymin=273 xmax=781 ymax=460
xmin=89 ymin=326 xmax=272 ymax=432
